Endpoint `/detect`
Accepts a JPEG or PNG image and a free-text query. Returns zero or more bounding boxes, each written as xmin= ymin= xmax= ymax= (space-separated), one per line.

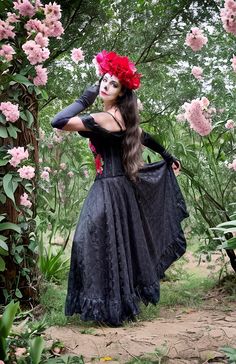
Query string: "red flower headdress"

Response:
xmin=93 ymin=50 xmax=142 ymax=90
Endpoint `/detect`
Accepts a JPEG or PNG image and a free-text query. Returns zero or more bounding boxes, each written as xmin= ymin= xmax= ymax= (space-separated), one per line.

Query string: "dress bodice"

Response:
xmin=78 ymin=114 xmax=126 ymax=179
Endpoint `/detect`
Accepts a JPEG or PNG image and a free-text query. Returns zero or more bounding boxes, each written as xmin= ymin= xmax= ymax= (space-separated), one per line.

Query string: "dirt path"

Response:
xmin=46 ymin=306 xmax=235 ymax=363
xmin=45 ymin=252 xmax=236 ymax=363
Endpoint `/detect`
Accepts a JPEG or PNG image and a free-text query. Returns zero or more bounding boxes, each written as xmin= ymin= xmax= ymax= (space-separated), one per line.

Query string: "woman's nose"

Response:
xmin=104 ymin=85 xmax=108 ymax=91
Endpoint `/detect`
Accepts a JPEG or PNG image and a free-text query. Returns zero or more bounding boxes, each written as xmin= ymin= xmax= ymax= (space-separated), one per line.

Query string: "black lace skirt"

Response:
xmin=65 ymin=161 xmax=189 ymax=326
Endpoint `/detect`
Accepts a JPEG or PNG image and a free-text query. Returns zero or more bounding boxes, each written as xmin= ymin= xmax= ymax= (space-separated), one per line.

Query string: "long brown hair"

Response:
xmin=115 ymin=88 xmax=143 ymax=182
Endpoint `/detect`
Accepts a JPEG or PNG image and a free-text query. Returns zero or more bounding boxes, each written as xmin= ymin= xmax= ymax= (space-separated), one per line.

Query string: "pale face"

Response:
xmin=99 ymin=73 xmax=122 ymax=103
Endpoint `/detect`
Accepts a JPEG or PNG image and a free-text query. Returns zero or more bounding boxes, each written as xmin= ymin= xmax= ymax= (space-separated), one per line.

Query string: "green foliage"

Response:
xmin=39 ymin=281 xmax=68 ymax=326
xmin=30 ymin=336 xmax=45 ymax=364
xmin=46 ymin=356 xmax=84 ymax=364
xmin=0 ymin=300 xmax=19 ymax=361
xmin=220 ymin=346 xmax=236 ymax=364
xmin=38 ymin=246 xmax=69 ymax=282
xmin=125 ymin=343 xmax=169 ymax=364
xmin=0 ymin=300 xmax=86 ymax=363
xmin=212 ymin=218 xmax=236 ymax=250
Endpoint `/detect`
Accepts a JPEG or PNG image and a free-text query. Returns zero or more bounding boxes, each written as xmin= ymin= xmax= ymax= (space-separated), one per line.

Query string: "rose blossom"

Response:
xmin=183 ymin=97 xmax=212 ymax=136
xmin=185 ymin=27 xmax=208 ymax=51
xmin=7 ymin=147 xmax=29 ymax=167
xmin=35 ymin=32 xmax=49 ymax=47
xmin=44 ymin=2 xmax=61 ymax=19
xmin=0 ymin=101 xmax=19 ymax=122
xmin=71 ymin=48 xmax=84 ymax=63
xmin=44 ymin=18 xmax=64 ymax=38
xmin=24 ymin=19 xmax=48 ymax=35
xmin=6 ymin=12 xmax=20 ymax=23
xmin=191 ymin=66 xmax=203 ymax=79
xmin=41 ymin=170 xmax=50 ymax=181
xmin=220 ymin=0 xmax=236 ymax=36
xmin=225 ymin=119 xmax=235 ymax=129
xmin=200 ymin=96 xmax=210 ymax=108
xmin=60 ymin=162 xmax=66 ymax=170
xmin=33 ymin=65 xmax=48 ymax=86
xmin=67 ymin=171 xmax=74 ymax=177
xmin=13 ymin=0 xmax=36 ymax=17
xmin=18 ymin=165 xmax=35 ymax=179
xmin=0 ymin=20 xmax=15 ymax=41
xmin=0 ymin=44 xmax=15 ymax=61
xmin=22 ymin=40 xmax=50 ymax=65
xmin=44 ymin=166 xmax=51 ymax=172
xmin=20 ymin=193 xmax=32 ymax=208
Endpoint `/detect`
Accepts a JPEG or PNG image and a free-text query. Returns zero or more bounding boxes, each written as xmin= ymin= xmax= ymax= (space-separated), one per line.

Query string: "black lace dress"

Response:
xmin=65 ymin=115 xmax=189 ymax=326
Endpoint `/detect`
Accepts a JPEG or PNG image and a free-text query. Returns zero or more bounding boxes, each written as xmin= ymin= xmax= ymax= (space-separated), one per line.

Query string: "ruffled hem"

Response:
xmin=65 ymin=293 xmax=140 ymax=326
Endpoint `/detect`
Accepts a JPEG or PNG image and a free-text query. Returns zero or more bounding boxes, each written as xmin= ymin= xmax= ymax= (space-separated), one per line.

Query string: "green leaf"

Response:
xmin=0 ymin=159 xmax=9 ymax=166
xmin=3 ymin=173 xmax=15 ymax=205
xmin=11 ymin=74 xmax=33 ymax=87
xmin=0 ymin=113 xmax=6 ymax=124
xmin=0 ymin=194 xmax=6 ymax=204
xmin=20 ymin=110 xmax=34 ymax=127
xmin=0 ymin=216 xmax=6 ymax=223
xmin=25 ymin=110 xmax=34 ymax=127
xmin=0 ymin=222 xmax=21 ymax=233
xmin=218 ymin=238 xmax=236 ymax=250
xmin=211 ymin=227 xmax=236 ymax=234
xmin=216 ymin=220 xmax=236 ymax=228
xmin=40 ymin=89 xmax=49 ymax=100
xmin=15 ymin=288 xmax=23 ymax=298
xmin=0 ymin=126 xmax=8 ymax=138
xmin=7 ymin=124 xmax=21 ymax=139
xmin=0 ymin=248 xmax=9 ymax=257
xmin=0 ymin=240 xmax=8 ymax=253
xmin=0 ymin=300 xmax=19 ymax=337
xmin=0 ymin=256 xmax=6 ymax=272
xmin=29 ymin=336 xmax=44 ymax=364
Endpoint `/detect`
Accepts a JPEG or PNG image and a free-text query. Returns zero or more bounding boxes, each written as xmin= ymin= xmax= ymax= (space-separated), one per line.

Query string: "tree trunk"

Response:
xmin=0 ymin=87 xmax=40 ymax=305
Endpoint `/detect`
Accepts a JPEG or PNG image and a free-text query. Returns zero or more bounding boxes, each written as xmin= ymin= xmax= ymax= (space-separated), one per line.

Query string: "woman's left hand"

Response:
xmin=171 ymin=160 xmax=181 ymax=176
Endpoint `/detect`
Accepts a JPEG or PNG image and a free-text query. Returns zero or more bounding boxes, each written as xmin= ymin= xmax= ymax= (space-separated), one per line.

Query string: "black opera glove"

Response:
xmin=141 ymin=131 xmax=178 ymax=166
xmin=51 ymin=84 xmax=99 ymax=129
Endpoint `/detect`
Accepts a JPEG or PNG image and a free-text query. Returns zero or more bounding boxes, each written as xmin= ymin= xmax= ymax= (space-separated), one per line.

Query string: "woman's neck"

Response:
xmin=103 ymin=100 xmax=115 ymax=111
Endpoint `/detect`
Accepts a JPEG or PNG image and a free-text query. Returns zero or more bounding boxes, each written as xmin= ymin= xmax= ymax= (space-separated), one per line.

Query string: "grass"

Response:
xmin=138 ymin=274 xmax=217 ymax=322
xmin=124 ymin=344 xmax=169 ymax=364
xmin=38 ymin=267 xmax=218 ymax=328
xmin=38 ymin=245 xmax=235 ymax=328
xmin=39 ymin=279 xmax=68 ymax=326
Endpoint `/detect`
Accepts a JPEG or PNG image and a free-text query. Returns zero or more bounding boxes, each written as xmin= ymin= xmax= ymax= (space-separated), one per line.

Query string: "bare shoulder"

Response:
xmin=91 ymin=110 xmax=125 ymax=132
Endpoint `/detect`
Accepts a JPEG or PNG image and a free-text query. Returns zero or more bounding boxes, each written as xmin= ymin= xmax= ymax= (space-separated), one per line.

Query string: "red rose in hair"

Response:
xmin=94 ymin=50 xmax=142 ymax=90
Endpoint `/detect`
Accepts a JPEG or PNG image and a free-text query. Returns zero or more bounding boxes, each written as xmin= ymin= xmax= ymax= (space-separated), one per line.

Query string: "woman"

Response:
xmin=51 ymin=50 xmax=188 ymax=326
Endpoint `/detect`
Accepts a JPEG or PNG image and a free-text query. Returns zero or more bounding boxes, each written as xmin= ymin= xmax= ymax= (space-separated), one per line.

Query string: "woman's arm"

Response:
xmin=140 ymin=129 xmax=181 ymax=173
xmin=51 ymin=84 xmax=99 ymax=130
